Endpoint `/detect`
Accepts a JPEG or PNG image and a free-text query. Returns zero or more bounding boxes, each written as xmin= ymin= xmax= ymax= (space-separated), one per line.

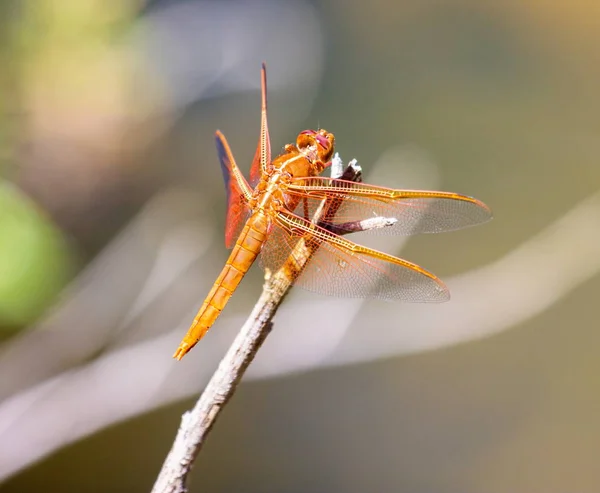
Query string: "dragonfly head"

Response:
xmin=297 ymin=129 xmax=335 ymax=171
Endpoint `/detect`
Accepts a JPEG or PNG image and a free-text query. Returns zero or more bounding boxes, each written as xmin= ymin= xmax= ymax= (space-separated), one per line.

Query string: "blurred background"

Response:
xmin=1 ymin=0 xmax=600 ymax=491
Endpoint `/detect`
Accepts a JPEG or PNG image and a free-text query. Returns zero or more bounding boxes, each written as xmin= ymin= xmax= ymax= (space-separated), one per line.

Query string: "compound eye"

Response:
xmin=296 ymin=129 xmax=318 ymax=149
xmin=315 ymin=133 xmax=330 ymax=149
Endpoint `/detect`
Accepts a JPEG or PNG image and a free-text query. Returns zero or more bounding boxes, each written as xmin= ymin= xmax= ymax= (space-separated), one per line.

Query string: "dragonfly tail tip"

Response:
xmin=173 ymin=343 xmax=191 ymax=361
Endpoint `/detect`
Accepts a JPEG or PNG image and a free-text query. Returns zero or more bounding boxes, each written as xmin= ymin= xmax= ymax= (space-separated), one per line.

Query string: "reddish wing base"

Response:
xmin=216 ymin=132 xmax=251 ymax=248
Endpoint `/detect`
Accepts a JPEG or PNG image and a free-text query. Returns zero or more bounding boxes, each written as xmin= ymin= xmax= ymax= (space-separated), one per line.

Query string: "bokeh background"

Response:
xmin=1 ymin=0 xmax=600 ymax=491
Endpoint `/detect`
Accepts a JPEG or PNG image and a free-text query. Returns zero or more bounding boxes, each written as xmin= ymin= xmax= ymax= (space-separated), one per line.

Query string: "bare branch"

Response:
xmin=151 ymin=276 xmax=284 ymax=493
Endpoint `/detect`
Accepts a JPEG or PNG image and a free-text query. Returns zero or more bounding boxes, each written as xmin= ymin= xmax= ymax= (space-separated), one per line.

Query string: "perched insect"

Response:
xmin=174 ymin=64 xmax=491 ymax=360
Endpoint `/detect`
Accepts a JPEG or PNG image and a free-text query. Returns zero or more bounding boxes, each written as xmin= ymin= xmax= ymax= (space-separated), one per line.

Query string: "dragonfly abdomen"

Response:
xmin=173 ymin=212 xmax=269 ymax=360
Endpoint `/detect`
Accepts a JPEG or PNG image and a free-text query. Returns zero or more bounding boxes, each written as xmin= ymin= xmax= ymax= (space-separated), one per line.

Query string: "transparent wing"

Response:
xmin=249 ymin=63 xmax=271 ymax=187
xmin=260 ymin=209 xmax=449 ymax=302
xmin=284 ymin=177 xmax=492 ymax=235
xmin=216 ymin=131 xmax=252 ymax=248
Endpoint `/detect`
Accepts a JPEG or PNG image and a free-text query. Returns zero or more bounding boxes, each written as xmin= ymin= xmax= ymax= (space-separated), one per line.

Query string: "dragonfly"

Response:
xmin=173 ymin=64 xmax=492 ymax=360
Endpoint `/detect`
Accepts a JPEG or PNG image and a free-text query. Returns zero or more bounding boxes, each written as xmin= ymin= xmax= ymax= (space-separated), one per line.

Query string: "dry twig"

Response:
xmin=150 ymin=273 xmax=285 ymax=493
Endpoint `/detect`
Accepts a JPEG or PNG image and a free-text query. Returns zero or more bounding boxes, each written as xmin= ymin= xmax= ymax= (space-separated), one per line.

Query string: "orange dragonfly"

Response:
xmin=173 ymin=64 xmax=491 ymax=360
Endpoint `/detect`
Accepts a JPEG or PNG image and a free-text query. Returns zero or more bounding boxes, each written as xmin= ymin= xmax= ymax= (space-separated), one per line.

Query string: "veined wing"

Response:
xmin=260 ymin=209 xmax=449 ymax=302
xmin=284 ymin=177 xmax=492 ymax=235
xmin=216 ymin=131 xmax=253 ymax=248
xmin=249 ymin=63 xmax=271 ymax=187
